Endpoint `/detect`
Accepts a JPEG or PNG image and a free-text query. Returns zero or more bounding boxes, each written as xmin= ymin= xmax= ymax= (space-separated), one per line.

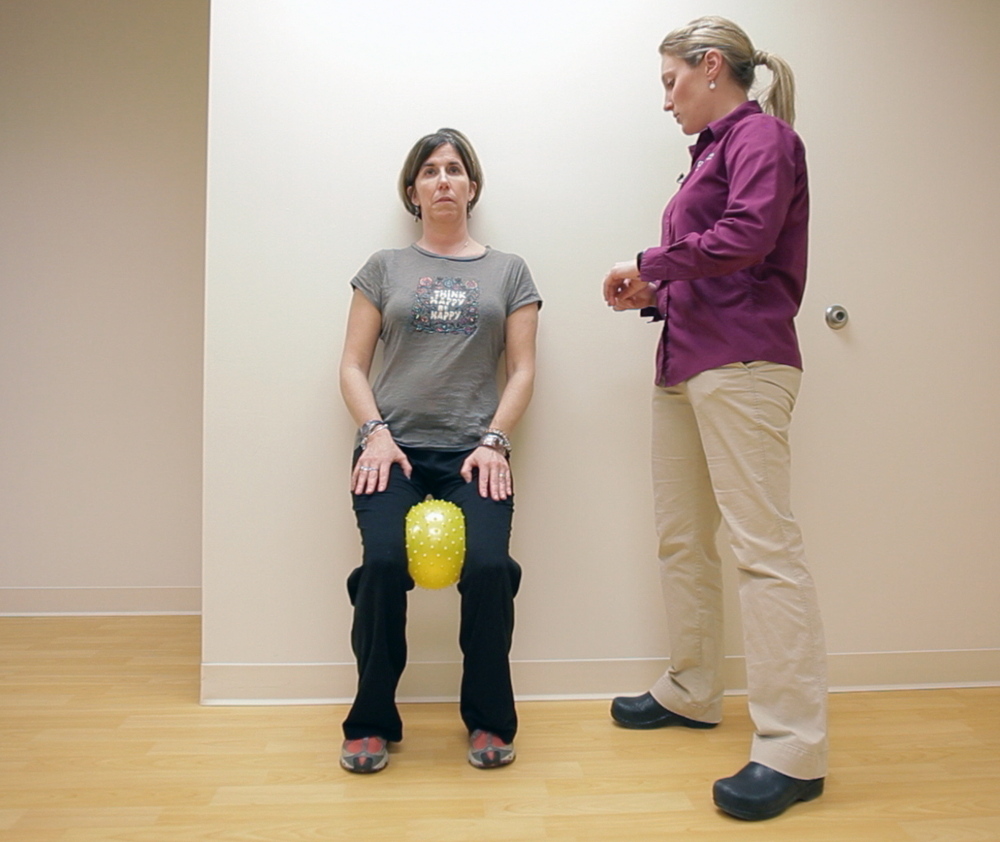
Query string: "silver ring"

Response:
xmin=499 ymin=471 xmax=508 ymax=477
xmin=359 ymin=465 xmax=376 ymax=472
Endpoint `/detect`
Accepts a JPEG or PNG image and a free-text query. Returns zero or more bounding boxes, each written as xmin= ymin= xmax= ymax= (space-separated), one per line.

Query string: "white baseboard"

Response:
xmin=200 ymin=648 xmax=1000 ymax=704
xmin=0 ymin=586 xmax=201 ymax=616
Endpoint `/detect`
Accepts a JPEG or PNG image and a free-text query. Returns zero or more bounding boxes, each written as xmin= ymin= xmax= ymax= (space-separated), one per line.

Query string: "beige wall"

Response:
xmin=0 ymin=0 xmax=208 ymax=614
xmin=203 ymin=0 xmax=1000 ymax=701
xmin=1 ymin=0 xmax=996 ymax=696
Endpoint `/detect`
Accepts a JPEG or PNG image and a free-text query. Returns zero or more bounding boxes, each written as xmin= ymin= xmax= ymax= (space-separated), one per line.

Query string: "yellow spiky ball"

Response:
xmin=405 ymin=499 xmax=466 ymax=589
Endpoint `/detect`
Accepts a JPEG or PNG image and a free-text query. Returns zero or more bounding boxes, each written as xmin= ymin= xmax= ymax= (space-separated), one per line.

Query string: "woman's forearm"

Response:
xmin=488 ymin=303 xmax=538 ymax=436
xmin=339 ymin=289 xmax=384 ymax=429
xmin=340 ymin=364 xmax=382 ymax=428
xmin=489 ymin=366 xmax=535 ymax=435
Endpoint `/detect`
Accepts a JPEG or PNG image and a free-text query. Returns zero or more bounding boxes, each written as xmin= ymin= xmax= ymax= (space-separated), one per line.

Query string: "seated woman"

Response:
xmin=338 ymin=128 xmax=541 ymax=773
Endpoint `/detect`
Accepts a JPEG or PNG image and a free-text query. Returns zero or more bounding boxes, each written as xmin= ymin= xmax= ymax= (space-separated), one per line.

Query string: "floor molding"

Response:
xmin=0 ymin=586 xmax=201 ymax=616
xmin=201 ymin=648 xmax=1000 ymax=704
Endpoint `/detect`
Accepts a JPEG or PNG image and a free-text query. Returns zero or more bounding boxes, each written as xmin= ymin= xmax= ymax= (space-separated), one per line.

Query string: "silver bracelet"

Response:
xmin=359 ymin=419 xmax=389 ymax=450
xmin=479 ymin=428 xmax=511 ymax=458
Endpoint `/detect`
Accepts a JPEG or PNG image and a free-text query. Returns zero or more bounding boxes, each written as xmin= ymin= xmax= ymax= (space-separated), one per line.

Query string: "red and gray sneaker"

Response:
xmin=340 ymin=736 xmax=388 ymax=773
xmin=467 ymin=729 xmax=515 ymax=769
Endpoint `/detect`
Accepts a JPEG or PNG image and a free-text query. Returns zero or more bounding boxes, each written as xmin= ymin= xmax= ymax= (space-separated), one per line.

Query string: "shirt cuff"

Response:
xmin=637 ymin=248 xmax=664 ymax=290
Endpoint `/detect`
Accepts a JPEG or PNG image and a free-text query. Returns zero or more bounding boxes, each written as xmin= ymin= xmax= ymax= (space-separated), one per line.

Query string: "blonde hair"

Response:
xmin=659 ymin=16 xmax=796 ymax=127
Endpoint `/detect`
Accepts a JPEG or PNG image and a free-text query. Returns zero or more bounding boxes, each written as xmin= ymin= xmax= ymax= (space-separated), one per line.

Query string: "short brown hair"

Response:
xmin=398 ymin=128 xmax=484 ymax=217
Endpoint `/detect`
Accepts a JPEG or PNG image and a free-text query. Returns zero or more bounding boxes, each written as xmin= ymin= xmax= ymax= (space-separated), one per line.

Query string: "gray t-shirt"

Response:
xmin=351 ymin=245 xmax=541 ymax=450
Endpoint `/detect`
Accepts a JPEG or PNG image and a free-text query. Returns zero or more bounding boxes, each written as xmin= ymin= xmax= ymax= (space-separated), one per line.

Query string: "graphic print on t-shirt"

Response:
xmin=411 ymin=276 xmax=480 ymax=335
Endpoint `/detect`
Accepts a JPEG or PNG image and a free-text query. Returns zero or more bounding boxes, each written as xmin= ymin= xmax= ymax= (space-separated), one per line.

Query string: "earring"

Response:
xmin=709 ymin=79 xmax=717 ymax=90
xmin=413 ymin=208 xmax=421 ymax=222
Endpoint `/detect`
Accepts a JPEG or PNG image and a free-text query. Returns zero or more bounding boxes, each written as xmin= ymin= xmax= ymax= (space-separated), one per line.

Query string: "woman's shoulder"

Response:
xmin=719 ymin=109 xmax=806 ymax=172
xmin=480 ymin=247 xmax=529 ymax=270
xmin=483 ymin=249 xmax=540 ymax=305
xmin=366 ymin=246 xmax=423 ymax=260
xmin=729 ymin=108 xmax=804 ymax=149
xmin=369 ymin=247 xmax=406 ymax=262
xmin=356 ymin=248 xmax=391 ymax=267
xmin=358 ymin=247 xmax=415 ymax=274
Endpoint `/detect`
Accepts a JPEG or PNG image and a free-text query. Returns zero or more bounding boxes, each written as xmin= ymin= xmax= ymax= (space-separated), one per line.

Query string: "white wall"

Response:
xmin=203 ymin=0 xmax=1000 ymax=702
xmin=0 ymin=1 xmax=208 ymax=614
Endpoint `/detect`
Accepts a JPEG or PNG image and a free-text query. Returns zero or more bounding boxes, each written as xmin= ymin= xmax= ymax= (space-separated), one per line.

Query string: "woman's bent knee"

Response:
xmin=459 ymin=553 xmax=521 ymax=594
xmin=347 ymin=555 xmax=413 ymax=604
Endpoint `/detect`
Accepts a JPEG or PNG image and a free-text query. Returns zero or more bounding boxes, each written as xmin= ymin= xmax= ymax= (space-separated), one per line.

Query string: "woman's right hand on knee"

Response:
xmin=352 ymin=429 xmax=412 ymax=494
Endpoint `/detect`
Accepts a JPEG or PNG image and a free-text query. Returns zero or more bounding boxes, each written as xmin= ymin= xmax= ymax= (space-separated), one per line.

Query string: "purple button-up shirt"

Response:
xmin=639 ymin=100 xmax=809 ymax=387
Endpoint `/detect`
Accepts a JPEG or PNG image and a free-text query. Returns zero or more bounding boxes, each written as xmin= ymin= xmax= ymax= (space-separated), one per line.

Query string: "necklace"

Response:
xmin=419 ymin=238 xmax=472 ymax=257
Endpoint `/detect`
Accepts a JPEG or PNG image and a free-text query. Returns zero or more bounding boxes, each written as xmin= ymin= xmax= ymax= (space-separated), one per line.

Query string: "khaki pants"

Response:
xmin=650 ymin=362 xmax=828 ymax=779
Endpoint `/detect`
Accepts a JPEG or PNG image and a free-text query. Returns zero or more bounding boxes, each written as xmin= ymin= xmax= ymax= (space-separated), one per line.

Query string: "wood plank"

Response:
xmin=1 ymin=616 xmax=999 ymax=842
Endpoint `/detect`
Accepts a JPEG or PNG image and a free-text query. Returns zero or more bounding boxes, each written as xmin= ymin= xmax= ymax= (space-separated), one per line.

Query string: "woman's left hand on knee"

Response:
xmin=460 ymin=446 xmax=512 ymax=501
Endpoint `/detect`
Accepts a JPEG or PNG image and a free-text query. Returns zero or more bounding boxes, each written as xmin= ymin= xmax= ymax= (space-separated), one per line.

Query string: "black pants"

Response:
xmin=343 ymin=447 xmax=521 ymax=744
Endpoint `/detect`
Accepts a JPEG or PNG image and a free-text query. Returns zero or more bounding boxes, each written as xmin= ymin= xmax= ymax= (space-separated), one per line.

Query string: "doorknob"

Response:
xmin=825 ymin=305 xmax=849 ymax=330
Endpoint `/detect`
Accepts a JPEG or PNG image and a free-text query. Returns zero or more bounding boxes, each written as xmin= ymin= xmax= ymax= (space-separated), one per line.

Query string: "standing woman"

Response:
xmin=602 ymin=17 xmax=827 ymax=821
xmin=339 ymin=128 xmax=540 ymax=773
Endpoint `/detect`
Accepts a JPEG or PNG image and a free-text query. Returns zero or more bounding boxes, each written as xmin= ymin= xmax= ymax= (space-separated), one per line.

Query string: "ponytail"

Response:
xmin=754 ymin=49 xmax=796 ymax=127
xmin=660 ymin=16 xmax=798 ymax=127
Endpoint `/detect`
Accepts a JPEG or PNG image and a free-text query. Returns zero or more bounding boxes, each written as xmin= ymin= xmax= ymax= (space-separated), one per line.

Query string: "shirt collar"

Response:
xmin=690 ymin=100 xmax=763 ymax=159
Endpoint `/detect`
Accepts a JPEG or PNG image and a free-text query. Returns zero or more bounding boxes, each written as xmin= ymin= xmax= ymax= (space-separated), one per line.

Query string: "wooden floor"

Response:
xmin=2 ymin=617 xmax=999 ymax=842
